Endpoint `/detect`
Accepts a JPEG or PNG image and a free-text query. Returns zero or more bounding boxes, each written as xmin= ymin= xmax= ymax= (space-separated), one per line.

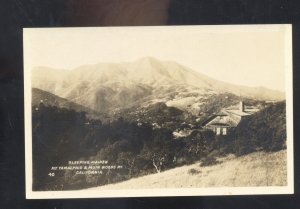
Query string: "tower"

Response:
xmin=239 ymin=101 xmax=245 ymax=112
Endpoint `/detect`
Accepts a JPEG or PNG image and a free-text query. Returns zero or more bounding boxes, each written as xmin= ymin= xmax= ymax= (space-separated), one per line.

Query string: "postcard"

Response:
xmin=23 ymin=25 xmax=293 ymax=199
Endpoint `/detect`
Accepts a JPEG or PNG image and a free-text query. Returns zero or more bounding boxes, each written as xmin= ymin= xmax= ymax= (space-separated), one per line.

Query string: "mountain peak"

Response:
xmin=136 ymin=56 xmax=161 ymax=63
xmin=32 ymin=57 xmax=285 ymax=108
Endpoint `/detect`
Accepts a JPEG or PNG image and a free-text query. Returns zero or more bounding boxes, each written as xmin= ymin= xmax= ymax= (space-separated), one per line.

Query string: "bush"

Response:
xmin=188 ymin=168 xmax=201 ymax=175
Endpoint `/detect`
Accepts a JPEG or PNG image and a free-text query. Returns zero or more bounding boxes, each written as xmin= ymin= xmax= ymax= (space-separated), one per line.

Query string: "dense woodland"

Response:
xmin=32 ymin=101 xmax=286 ymax=191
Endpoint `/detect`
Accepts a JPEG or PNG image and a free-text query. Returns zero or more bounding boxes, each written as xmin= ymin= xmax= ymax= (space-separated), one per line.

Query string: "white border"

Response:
xmin=24 ymin=25 xmax=294 ymax=199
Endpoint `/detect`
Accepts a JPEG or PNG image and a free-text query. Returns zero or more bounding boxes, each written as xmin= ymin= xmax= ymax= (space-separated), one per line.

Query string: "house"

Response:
xmin=201 ymin=101 xmax=260 ymax=135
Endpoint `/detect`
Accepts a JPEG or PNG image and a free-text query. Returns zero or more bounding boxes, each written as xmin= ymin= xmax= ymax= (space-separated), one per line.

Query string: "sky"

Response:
xmin=24 ymin=25 xmax=291 ymax=92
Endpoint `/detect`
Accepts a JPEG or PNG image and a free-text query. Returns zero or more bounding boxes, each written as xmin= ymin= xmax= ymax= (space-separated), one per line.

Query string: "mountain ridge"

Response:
xmin=32 ymin=57 xmax=285 ymax=113
xmin=32 ymin=88 xmax=87 ymax=110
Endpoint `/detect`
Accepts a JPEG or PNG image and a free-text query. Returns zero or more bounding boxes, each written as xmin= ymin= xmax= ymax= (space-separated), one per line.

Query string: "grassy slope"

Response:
xmin=88 ymin=150 xmax=286 ymax=190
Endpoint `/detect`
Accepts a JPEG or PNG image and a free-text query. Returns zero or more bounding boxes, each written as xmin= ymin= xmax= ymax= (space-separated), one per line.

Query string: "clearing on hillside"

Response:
xmin=87 ymin=150 xmax=287 ymax=190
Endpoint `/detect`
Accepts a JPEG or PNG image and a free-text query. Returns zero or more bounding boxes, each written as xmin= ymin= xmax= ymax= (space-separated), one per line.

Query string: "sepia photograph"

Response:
xmin=23 ymin=25 xmax=293 ymax=198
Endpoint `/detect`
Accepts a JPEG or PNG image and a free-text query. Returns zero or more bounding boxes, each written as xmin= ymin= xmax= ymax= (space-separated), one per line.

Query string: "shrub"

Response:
xmin=188 ymin=168 xmax=201 ymax=175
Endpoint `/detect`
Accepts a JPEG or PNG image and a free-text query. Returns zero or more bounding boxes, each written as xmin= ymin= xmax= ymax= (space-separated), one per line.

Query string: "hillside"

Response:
xmin=32 ymin=88 xmax=91 ymax=112
xmin=88 ymin=149 xmax=287 ymax=190
xmin=32 ymin=88 xmax=105 ymax=119
xmin=231 ymin=101 xmax=286 ymax=154
xmin=31 ymin=100 xmax=287 ymax=191
xmin=32 ymin=57 xmax=285 ymax=114
xmin=30 ymin=58 xmax=287 ymax=191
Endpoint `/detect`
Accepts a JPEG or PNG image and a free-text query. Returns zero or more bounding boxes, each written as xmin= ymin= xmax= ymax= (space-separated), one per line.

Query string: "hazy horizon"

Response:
xmin=32 ymin=56 xmax=286 ymax=93
xmin=24 ymin=25 xmax=291 ymax=92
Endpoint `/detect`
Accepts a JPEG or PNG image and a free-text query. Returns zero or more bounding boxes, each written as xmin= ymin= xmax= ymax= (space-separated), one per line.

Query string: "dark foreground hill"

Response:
xmin=230 ymin=101 xmax=286 ymax=155
xmin=31 ymin=101 xmax=286 ymax=190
